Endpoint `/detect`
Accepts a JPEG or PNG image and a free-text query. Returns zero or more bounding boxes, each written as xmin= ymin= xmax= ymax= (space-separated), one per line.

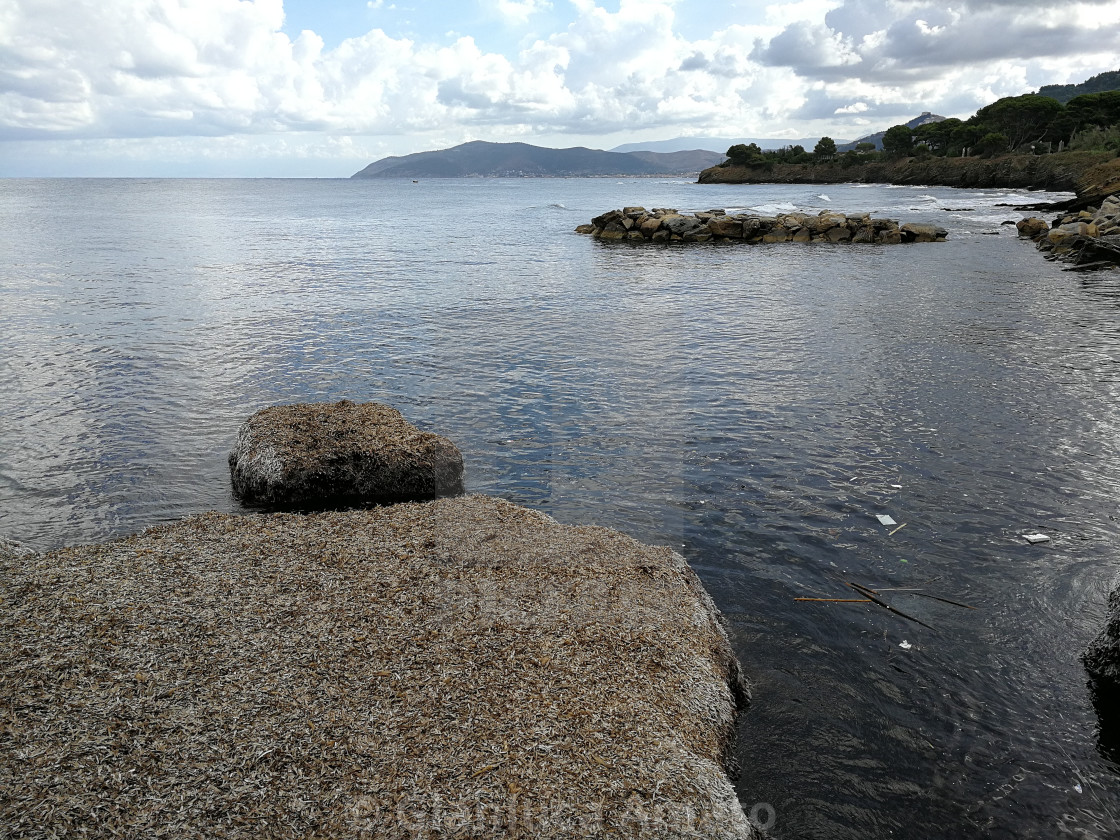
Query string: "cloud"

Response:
xmin=0 ymin=0 xmax=1117 ymax=172
xmin=490 ymin=0 xmax=552 ymax=25
xmin=750 ymin=20 xmax=859 ymax=74
xmin=757 ymin=0 xmax=1120 ymax=79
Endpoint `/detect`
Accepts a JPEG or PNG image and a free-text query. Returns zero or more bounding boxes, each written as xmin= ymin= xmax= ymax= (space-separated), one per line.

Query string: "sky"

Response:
xmin=1 ymin=0 xmax=1118 ymax=177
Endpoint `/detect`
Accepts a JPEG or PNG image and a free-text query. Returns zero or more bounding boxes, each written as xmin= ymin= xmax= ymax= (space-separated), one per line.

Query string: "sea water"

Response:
xmin=3 ymin=176 xmax=1120 ymax=838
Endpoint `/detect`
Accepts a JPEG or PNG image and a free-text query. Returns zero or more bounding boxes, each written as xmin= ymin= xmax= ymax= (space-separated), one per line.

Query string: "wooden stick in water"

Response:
xmin=908 ymin=591 xmax=976 ymax=610
xmin=847 ymin=582 xmax=935 ymax=629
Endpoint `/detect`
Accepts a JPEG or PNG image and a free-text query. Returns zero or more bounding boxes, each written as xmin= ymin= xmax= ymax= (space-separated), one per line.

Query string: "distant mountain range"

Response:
xmin=836 ymin=112 xmax=947 ymax=152
xmin=609 ymin=136 xmax=847 ymax=154
xmin=350 ymin=112 xmax=965 ymax=178
xmin=350 ymin=141 xmax=725 ymax=178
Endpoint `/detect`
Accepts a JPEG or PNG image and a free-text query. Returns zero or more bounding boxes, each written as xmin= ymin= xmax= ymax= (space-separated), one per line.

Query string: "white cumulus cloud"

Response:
xmin=0 ymin=0 xmax=1117 ymax=174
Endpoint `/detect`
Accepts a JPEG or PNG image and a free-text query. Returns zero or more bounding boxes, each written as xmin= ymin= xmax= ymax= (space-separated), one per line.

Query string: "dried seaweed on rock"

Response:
xmin=0 ymin=495 xmax=755 ymax=839
xmin=228 ymin=400 xmax=464 ymax=507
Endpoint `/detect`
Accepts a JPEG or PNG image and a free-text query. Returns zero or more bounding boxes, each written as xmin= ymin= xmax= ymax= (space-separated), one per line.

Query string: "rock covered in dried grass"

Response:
xmin=228 ymin=400 xmax=463 ymax=507
xmin=0 ymin=496 xmax=756 ymax=839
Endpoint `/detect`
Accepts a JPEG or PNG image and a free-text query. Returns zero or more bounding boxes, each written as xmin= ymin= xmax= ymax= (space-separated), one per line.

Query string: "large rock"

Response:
xmin=229 ymin=400 xmax=463 ymax=507
xmin=900 ymin=222 xmax=948 ymax=243
xmin=1095 ymin=194 xmax=1120 ymax=222
xmin=762 ymin=226 xmax=793 ymax=243
xmin=707 ymin=217 xmax=743 ymax=238
xmin=1016 ymin=217 xmax=1049 ymax=239
xmin=1048 ymin=222 xmax=1092 ymax=249
xmin=0 ymin=496 xmax=755 ymax=839
xmin=1084 ymin=585 xmax=1120 ymax=694
xmin=662 ymin=214 xmax=705 ymax=237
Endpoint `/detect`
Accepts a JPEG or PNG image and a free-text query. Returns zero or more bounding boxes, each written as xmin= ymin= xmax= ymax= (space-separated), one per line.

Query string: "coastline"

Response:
xmin=698 ymin=152 xmax=1118 ymax=207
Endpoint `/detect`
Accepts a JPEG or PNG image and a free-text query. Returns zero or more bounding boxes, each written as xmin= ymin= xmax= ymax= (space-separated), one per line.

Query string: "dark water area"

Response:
xmin=3 ymin=177 xmax=1120 ymax=838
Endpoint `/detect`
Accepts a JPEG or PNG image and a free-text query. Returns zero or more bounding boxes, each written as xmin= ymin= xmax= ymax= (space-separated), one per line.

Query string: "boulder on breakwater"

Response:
xmin=228 ymin=399 xmax=463 ymax=507
xmin=0 ymin=495 xmax=756 ymax=839
xmin=576 ymin=207 xmax=947 ymax=244
xmin=1017 ymin=193 xmax=1120 ymax=269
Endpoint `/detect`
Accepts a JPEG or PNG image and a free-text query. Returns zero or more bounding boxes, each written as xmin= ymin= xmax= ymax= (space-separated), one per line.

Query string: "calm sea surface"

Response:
xmin=3 ymin=176 xmax=1120 ymax=838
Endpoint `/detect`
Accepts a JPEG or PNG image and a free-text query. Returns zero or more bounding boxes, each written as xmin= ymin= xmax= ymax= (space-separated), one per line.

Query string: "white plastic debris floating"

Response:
xmin=1023 ymin=533 xmax=1051 ymax=544
xmin=876 ymin=514 xmax=897 ymax=526
xmin=899 ymin=640 xmax=913 ymax=650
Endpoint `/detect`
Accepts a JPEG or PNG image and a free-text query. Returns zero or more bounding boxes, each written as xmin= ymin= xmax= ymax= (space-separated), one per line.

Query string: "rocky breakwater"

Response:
xmin=2 ymin=405 xmax=757 ymax=839
xmin=1016 ymin=193 xmax=1120 ymax=269
xmin=576 ymin=206 xmax=947 ymax=244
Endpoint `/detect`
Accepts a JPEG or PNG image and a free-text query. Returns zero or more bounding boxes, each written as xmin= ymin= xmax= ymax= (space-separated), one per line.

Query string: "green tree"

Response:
xmin=882 ymin=124 xmax=913 ymax=156
xmin=855 ymin=142 xmax=877 ymax=153
xmin=725 ymin=143 xmax=763 ymax=165
xmin=1069 ymin=125 xmax=1120 ymax=152
xmin=813 ymin=136 xmax=837 ymax=159
xmin=974 ymin=132 xmax=1010 ymax=157
xmin=1057 ymin=91 xmax=1120 ymax=143
xmin=948 ymin=123 xmax=987 ymax=156
xmin=912 ymin=118 xmax=960 ymax=155
xmin=973 ymin=94 xmax=1063 ymax=150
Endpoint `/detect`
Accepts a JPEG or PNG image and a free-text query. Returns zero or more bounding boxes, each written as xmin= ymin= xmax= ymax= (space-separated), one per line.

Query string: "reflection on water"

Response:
xmin=2 ymin=178 xmax=1120 ymax=839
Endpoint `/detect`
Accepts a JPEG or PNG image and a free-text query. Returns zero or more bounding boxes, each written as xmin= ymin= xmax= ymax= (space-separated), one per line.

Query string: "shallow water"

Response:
xmin=3 ymin=176 xmax=1120 ymax=838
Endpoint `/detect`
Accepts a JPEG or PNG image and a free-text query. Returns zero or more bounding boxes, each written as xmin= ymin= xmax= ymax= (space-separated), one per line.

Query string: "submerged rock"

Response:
xmin=1084 ymin=585 xmax=1120 ymax=694
xmin=228 ymin=400 xmax=463 ymax=507
xmin=0 ymin=496 xmax=755 ymax=839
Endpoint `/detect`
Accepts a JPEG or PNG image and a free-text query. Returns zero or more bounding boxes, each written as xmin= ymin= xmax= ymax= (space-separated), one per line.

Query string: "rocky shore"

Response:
xmin=698 ymin=151 xmax=1115 ymax=194
xmin=0 ymin=405 xmax=757 ymax=839
xmin=1016 ymin=193 xmax=1120 ymax=269
xmin=577 ymin=207 xmax=946 ymax=244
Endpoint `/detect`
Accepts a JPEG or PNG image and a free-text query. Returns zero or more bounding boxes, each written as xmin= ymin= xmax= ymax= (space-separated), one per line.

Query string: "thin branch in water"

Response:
xmin=847 ymin=582 xmax=935 ymax=630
